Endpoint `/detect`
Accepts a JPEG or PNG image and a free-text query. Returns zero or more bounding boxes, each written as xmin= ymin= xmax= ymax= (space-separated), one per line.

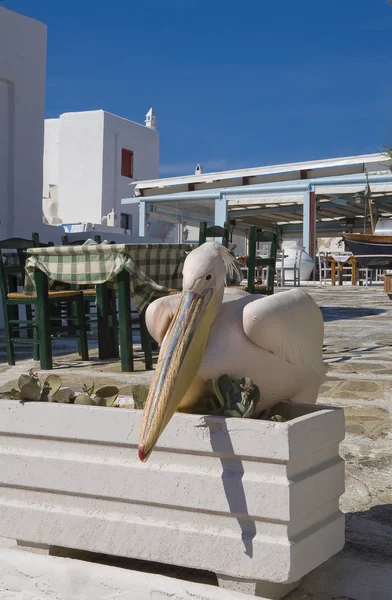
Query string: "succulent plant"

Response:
xmin=11 ymin=371 xmax=62 ymax=402
xmin=9 ymin=371 xmax=119 ymax=408
xmin=206 ymin=375 xmax=259 ymax=418
xmin=258 ymin=409 xmax=287 ymax=422
xmin=74 ymin=394 xmax=95 ymax=406
xmin=132 ymin=385 xmax=150 ymax=410
xmin=93 ymin=386 xmax=119 ymax=407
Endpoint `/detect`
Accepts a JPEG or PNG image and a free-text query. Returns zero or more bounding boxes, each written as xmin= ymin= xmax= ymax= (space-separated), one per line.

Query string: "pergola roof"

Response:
xmin=133 ymin=153 xmax=388 ymax=197
xmin=136 ymin=180 xmax=392 ymax=235
xmin=123 ymin=153 xmax=392 ymax=238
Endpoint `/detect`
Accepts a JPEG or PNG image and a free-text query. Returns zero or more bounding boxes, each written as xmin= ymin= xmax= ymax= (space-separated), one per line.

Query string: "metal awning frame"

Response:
xmin=122 ymin=172 xmax=392 ymax=254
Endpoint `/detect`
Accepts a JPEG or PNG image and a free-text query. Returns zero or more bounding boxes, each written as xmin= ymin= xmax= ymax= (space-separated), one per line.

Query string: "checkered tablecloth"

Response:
xmin=25 ymin=240 xmax=195 ymax=312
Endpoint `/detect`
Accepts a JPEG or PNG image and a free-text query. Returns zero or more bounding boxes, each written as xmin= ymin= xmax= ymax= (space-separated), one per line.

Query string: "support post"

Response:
xmin=214 ymin=193 xmax=227 ymax=243
xmin=138 ymin=202 xmax=147 ymax=237
xmin=303 ymin=188 xmax=316 ymax=259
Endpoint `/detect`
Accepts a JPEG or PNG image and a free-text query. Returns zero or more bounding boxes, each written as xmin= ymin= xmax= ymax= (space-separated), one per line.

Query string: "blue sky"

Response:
xmin=5 ymin=0 xmax=392 ymax=176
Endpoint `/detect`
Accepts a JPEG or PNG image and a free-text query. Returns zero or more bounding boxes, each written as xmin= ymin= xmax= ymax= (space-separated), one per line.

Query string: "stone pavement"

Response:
xmin=0 ymin=285 xmax=391 ymax=600
xmin=285 ymin=286 xmax=392 ymax=600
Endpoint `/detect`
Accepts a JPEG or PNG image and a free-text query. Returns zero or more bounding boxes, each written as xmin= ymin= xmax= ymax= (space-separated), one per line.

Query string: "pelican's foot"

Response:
xmin=217 ymin=574 xmax=302 ymax=599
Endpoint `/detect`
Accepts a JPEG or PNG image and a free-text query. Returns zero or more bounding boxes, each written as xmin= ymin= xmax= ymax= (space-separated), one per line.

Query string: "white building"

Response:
xmin=43 ymin=110 xmax=160 ymax=235
xmin=0 ymin=7 xmax=52 ymax=240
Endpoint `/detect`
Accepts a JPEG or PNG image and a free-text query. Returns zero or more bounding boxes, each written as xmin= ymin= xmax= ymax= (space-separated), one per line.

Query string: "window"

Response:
xmin=120 ymin=213 xmax=132 ymax=232
xmin=121 ymin=149 xmax=134 ymax=178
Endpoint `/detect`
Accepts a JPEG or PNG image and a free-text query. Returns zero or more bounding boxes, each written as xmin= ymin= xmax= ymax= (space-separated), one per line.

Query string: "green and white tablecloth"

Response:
xmin=25 ymin=240 xmax=195 ymax=312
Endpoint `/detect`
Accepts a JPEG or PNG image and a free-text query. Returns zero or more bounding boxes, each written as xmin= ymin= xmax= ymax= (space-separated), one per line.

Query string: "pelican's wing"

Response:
xmin=243 ymin=289 xmax=325 ymax=376
xmin=145 ymin=293 xmax=181 ymax=344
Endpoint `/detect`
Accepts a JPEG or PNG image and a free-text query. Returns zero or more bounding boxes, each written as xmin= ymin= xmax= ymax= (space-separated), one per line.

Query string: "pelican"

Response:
xmin=138 ymin=242 xmax=326 ymax=462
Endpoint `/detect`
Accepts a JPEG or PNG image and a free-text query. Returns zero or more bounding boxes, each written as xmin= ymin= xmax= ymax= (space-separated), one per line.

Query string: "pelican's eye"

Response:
xmin=206 ymin=274 xmax=212 ymax=281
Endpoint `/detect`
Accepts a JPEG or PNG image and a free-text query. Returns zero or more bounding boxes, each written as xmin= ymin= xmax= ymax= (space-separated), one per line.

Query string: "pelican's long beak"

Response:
xmin=138 ymin=288 xmax=215 ymax=462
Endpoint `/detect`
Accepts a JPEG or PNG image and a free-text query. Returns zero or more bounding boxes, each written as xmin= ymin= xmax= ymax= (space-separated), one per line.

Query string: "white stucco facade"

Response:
xmin=44 ymin=110 xmax=159 ymax=234
xmin=0 ymin=7 xmax=47 ymax=239
xmin=42 ymin=119 xmax=60 ymax=200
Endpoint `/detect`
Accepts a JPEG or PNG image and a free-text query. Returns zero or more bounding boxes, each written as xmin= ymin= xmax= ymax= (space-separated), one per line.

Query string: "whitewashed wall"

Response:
xmin=47 ymin=110 xmax=159 ymax=232
xmin=102 ymin=111 xmax=159 ymax=235
xmin=43 ymin=119 xmax=60 ymax=198
xmin=0 ymin=7 xmax=47 ymax=239
xmin=57 ymin=111 xmax=105 ymax=225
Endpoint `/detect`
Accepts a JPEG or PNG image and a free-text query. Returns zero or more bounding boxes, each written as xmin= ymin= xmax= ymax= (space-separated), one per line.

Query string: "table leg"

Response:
xmin=351 ymin=258 xmax=357 ymax=286
xmin=331 ymin=260 xmax=336 ymax=286
xmin=96 ymin=283 xmax=112 ymax=360
xmin=34 ymin=269 xmax=53 ymax=370
xmin=108 ymin=288 xmax=119 ymax=358
xmin=117 ymin=270 xmax=134 ymax=372
xmin=338 ymin=263 xmax=343 ymax=286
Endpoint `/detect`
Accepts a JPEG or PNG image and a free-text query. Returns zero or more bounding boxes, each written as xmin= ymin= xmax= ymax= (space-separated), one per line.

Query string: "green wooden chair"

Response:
xmin=0 ymin=237 xmax=88 ymax=369
xmin=60 ymin=236 xmax=154 ymax=371
xmin=198 ymin=221 xmax=230 ymax=247
xmin=246 ymin=226 xmax=278 ymax=295
xmin=61 ymin=235 xmax=99 ymax=335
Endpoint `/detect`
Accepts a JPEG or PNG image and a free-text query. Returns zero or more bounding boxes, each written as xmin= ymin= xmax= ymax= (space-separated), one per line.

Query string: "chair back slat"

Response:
xmin=199 ymin=222 xmax=230 ymax=247
xmin=0 ymin=234 xmax=53 ymax=299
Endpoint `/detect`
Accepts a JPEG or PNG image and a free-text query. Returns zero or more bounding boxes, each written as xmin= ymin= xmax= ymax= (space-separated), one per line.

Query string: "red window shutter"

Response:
xmin=121 ymin=149 xmax=133 ymax=178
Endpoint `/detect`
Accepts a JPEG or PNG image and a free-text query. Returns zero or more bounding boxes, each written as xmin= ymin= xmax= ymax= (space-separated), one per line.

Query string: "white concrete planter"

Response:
xmin=0 ymin=400 xmax=345 ymax=599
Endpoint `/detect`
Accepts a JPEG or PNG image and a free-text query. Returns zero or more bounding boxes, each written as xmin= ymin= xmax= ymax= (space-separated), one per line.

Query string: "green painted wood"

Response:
xmin=247 ymin=226 xmax=257 ymax=294
xmin=199 ymin=222 xmax=208 ymax=245
xmin=0 ymin=235 xmax=55 ymax=365
xmin=139 ymin=308 xmax=153 ymax=371
xmin=95 ymin=283 xmax=111 ymax=360
xmin=34 ymin=269 xmax=53 ymax=370
xmin=3 ymin=304 xmax=15 ymax=365
xmin=33 ymin=314 xmax=40 ymax=361
xmin=198 ymin=222 xmax=230 ymax=247
xmin=117 ymin=270 xmax=134 ymax=372
xmin=7 ymin=274 xmax=20 ymax=338
xmin=266 ymin=231 xmax=278 ymax=294
xmin=76 ymin=294 xmax=89 ymax=361
xmin=26 ymin=305 xmax=34 ymax=339
xmin=107 ymin=288 xmax=119 ymax=358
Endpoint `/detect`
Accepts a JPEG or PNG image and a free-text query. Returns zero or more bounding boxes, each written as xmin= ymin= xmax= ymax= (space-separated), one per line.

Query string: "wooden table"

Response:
xmin=384 ymin=273 xmax=392 ymax=298
xmin=330 ymin=255 xmax=357 ymax=286
xmin=25 ymin=242 xmax=193 ymax=371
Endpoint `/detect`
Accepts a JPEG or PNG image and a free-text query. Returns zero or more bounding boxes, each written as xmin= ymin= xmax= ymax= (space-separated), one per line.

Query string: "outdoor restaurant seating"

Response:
xmin=0 ymin=235 xmax=88 ymax=369
xmin=0 ymin=236 xmax=193 ymax=372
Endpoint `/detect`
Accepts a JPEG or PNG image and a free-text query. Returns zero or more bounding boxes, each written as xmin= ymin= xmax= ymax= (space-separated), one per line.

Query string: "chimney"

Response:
xmin=145 ymin=107 xmax=157 ymax=130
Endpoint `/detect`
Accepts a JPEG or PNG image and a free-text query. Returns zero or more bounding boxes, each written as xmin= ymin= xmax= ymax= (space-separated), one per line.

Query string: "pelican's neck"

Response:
xmin=212 ymin=282 xmax=225 ymax=323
